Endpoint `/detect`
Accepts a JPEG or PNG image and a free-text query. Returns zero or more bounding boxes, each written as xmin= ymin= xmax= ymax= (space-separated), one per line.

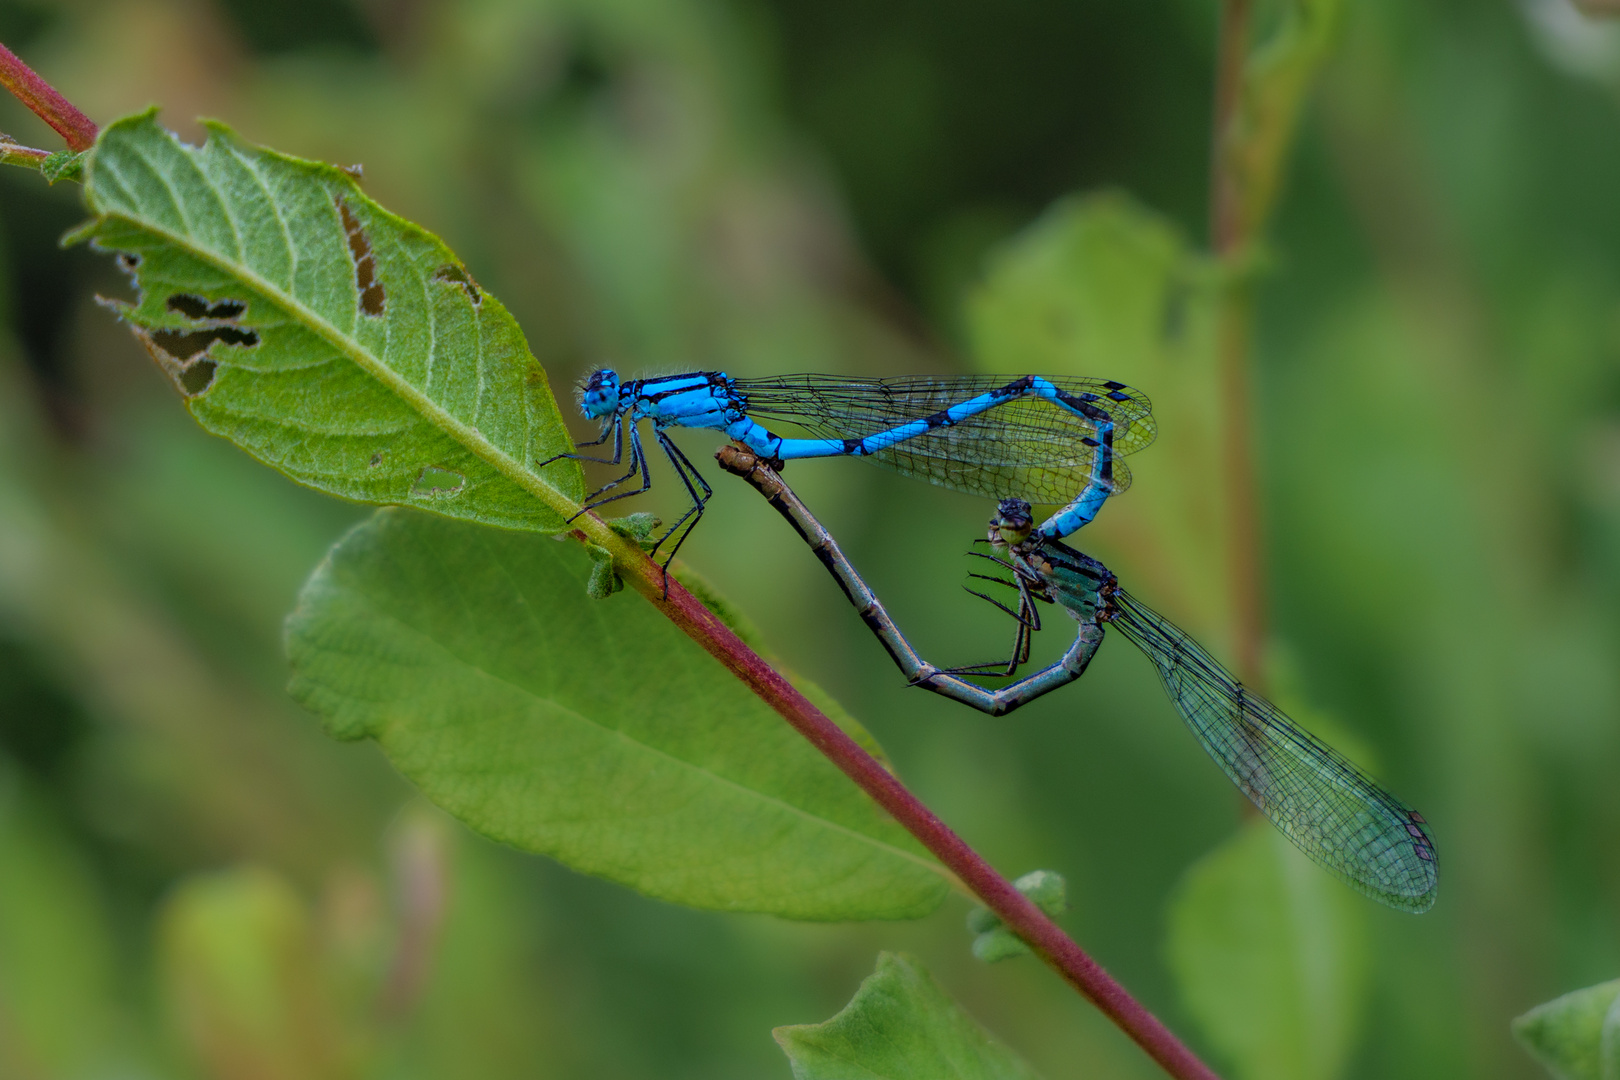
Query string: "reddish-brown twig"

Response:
xmin=1207 ymin=0 xmax=1267 ymax=690
xmin=703 ymin=448 xmax=1220 ymax=1080
xmin=0 ymin=39 xmax=1215 ymax=1078
xmin=0 ymin=41 xmax=98 ymax=151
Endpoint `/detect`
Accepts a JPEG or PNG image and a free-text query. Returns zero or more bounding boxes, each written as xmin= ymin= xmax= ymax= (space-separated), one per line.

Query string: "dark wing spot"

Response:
xmin=336 ymin=197 xmax=386 ymax=317
xmin=1104 ymin=381 xmax=1126 ymax=391
xmin=431 ymin=263 xmax=482 ymax=305
xmin=1054 ymin=389 xmax=1109 ymax=423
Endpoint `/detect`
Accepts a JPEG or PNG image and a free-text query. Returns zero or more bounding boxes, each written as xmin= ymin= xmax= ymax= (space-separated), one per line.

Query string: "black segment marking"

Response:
xmin=815 ymin=547 xmax=861 ymax=606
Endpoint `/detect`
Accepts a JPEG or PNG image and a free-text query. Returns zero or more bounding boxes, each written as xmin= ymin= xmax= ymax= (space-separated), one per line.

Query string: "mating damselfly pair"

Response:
xmin=552 ymin=367 xmax=1439 ymax=913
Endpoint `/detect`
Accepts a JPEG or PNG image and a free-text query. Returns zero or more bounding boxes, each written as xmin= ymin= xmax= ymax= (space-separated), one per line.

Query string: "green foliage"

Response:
xmin=966 ymin=869 xmax=1068 ymax=963
xmin=72 ymin=110 xmax=584 ymax=532
xmin=0 ymin=763 xmax=129 ymax=1077
xmin=286 ymin=507 xmax=949 ymax=920
xmin=1227 ymin=0 xmax=1345 ymax=240
xmin=1165 ymin=819 xmax=1368 ymax=1080
xmin=39 ymin=148 xmax=85 ymax=184
xmin=774 ymin=952 xmax=1043 ymax=1079
xmin=158 ymin=865 xmax=356 ymax=1080
xmin=966 ymin=193 xmax=1228 ymax=637
xmin=0 ymin=0 xmax=1617 ymax=1073
xmin=1513 ymin=979 xmax=1620 ymax=1080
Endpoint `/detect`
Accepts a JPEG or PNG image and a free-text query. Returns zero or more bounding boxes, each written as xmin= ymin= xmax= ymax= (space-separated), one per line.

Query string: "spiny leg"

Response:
xmin=947 ymin=572 xmax=1042 ymax=677
xmin=538 ymin=415 xmax=629 ymax=471
xmin=576 ymin=425 xmax=654 ymax=515
xmin=647 ymin=429 xmax=714 ymax=593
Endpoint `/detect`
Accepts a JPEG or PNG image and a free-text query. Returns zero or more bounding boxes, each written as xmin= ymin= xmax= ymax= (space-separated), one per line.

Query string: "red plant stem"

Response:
xmin=0 ymin=142 xmax=50 ymax=166
xmin=0 ymin=25 xmax=1210 ymax=1076
xmin=586 ymin=530 xmax=1221 ymax=1080
xmin=1207 ymin=0 xmax=1267 ymax=690
xmin=1208 ymin=0 xmax=1251 ymax=256
xmin=0 ymin=42 xmax=98 ymax=151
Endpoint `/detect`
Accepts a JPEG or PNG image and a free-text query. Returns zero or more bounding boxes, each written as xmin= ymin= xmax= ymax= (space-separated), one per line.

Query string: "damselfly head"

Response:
xmin=578 ymin=369 xmax=622 ymax=418
xmin=988 ymin=498 xmax=1035 ymax=550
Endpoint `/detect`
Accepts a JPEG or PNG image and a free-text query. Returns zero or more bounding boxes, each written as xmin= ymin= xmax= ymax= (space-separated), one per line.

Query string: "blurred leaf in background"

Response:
xmin=1166 ymin=817 xmax=1368 ymax=1080
xmin=1512 ymin=977 xmax=1620 ymax=1080
xmin=1 ymin=0 xmax=1619 ymax=1077
xmin=774 ymin=951 xmax=1043 ymax=1080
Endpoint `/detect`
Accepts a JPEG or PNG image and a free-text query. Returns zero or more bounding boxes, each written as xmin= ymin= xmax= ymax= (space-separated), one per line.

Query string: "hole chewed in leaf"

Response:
xmin=368 ymin=452 xmax=384 ymax=468
xmin=432 ymin=264 xmax=482 ymax=305
xmin=130 ymin=322 xmax=255 ymax=399
xmin=179 ymin=360 xmax=217 ymax=395
xmin=411 ymin=465 xmax=466 ymax=498
xmin=337 ymin=197 xmax=386 ymax=317
xmin=149 ymin=325 xmax=259 ymax=361
xmin=167 ymin=293 xmax=247 ymax=321
xmin=118 ymin=253 xmax=141 ymax=272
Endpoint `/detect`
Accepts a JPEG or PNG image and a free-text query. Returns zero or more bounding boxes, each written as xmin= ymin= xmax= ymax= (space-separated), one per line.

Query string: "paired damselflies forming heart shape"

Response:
xmin=547 ymin=366 xmax=1438 ymax=912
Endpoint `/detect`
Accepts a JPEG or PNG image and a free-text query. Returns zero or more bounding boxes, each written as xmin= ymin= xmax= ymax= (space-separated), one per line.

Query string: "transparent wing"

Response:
xmin=733 ymin=374 xmax=1155 ymax=504
xmin=1108 ymin=590 xmax=1438 ymax=912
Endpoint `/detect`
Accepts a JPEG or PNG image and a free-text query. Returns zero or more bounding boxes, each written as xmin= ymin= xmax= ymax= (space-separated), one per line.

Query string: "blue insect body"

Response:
xmin=551 ymin=369 xmax=1155 ymax=569
xmin=716 ymin=448 xmax=1439 ymax=914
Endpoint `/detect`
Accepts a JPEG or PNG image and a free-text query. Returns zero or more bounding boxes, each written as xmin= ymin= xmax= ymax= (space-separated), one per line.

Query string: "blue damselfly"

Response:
xmin=717 ymin=447 xmax=1438 ymax=913
xmin=541 ymin=370 xmax=1154 ymax=570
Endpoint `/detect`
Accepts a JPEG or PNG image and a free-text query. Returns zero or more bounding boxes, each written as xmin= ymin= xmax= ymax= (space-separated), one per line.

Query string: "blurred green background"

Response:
xmin=2 ymin=0 xmax=1619 ymax=1077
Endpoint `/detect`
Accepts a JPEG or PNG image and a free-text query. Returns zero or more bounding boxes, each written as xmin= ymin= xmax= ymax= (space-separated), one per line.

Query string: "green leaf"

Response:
xmin=967 ymin=869 xmax=1068 ymax=962
xmin=1166 ymin=818 xmax=1369 ymax=1080
xmin=285 ymin=509 xmax=949 ymax=920
xmin=40 ymin=148 xmax=87 ymax=184
xmin=774 ymin=952 xmax=1043 ymax=1080
xmin=157 ymin=865 xmax=354 ymax=1080
xmin=1513 ymin=978 xmax=1620 ymax=1080
xmin=967 ymin=194 xmax=1226 ymax=635
xmin=73 ymin=110 xmax=583 ymax=532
